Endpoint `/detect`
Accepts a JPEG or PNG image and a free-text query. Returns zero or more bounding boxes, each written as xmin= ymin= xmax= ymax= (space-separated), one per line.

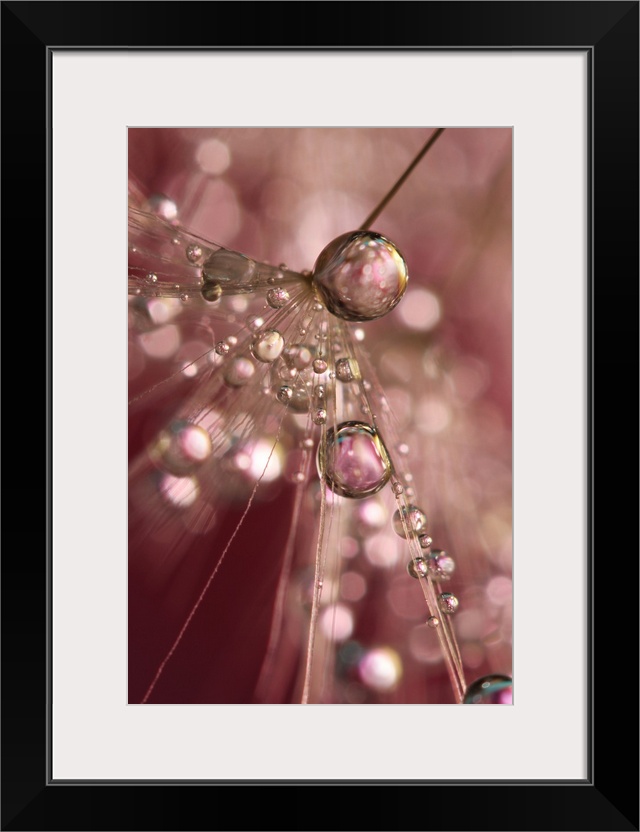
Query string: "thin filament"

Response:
xmin=359 ymin=128 xmax=446 ymax=230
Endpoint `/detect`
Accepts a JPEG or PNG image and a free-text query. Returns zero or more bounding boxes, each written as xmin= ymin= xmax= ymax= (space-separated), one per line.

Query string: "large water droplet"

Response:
xmin=464 ymin=674 xmax=513 ymax=704
xmin=203 ymin=249 xmax=256 ymax=289
xmin=318 ymin=421 xmax=391 ymax=499
xmin=312 ymin=231 xmax=408 ymax=322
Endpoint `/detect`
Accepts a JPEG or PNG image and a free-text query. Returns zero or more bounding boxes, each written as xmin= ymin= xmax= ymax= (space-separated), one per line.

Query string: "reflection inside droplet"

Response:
xmin=318 ymin=421 xmax=391 ymax=498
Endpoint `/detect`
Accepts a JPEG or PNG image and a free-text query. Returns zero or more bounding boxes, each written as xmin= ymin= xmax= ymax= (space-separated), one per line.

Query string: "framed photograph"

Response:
xmin=3 ymin=2 xmax=637 ymax=830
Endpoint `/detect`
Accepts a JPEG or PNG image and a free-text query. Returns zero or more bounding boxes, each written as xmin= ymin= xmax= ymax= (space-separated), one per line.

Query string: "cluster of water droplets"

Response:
xmin=128 ymin=188 xmax=510 ymax=705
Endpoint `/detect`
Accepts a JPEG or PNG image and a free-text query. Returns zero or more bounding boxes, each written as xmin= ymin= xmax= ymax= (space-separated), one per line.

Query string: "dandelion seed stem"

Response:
xmin=360 ymin=128 xmax=445 ymax=230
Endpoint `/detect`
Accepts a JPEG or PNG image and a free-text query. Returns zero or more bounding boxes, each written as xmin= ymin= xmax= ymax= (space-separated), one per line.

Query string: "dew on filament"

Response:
xmin=128 ymin=127 xmax=513 ymax=706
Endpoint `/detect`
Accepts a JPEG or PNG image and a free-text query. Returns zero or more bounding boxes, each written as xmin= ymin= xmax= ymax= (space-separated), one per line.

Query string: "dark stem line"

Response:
xmin=360 ymin=128 xmax=446 ymax=231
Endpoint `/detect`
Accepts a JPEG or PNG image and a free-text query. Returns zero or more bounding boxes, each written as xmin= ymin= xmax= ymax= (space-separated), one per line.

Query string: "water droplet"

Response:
xmin=180 ymin=293 xmax=189 ymax=302
xmin=214 ymin=341 xmax=229 ymax=356
xmin=145 ymin=194 xmax=178 ymax=222
xmin=358 ymin=647 xmax=402 ymax=690
xmin=151 ymin=421 xmax=212 ymax=475
xmin=407 ymin=557 xmax=429 ymax=579
xmin=430 ymin=550 xmax=455 ymax=578
xmin=266 ymin=287 xmax=290 ymax=309
xmin=313 ymin=408 xmax=327 ymax=425
xmin=246 ymin=314 xmax=265 ymax=332
xmin=335 ymin=357 xmax=361 ymax=383
xmin=391 ymin=481 xmax=404 ymax=495
xmin=159 ymin=473 xmax=199 ymax=508
xmin=464 ymin=675 xmax=513 ymax=704
xmin=312 ymin=231 xmax=408 ymax=322
xmin=283 ymin=345 xmax=313 ymax=370
xmin=427 ymin=616 xmax=440 ymax=629
xmin=203 ymin=249 xmax=256 ymax=287
xmin=251 ymin=329 xmax=285 ymax=363
xmin=392 ymin=505 xmax=428 ymax=538
xmin=418 ymin=534 xmax=433 ymax=550
xmin=313 ymin=358 xmax=328 ymax=374
xmin=438 ymin=592 xmax=459 ymax=615
xmin=202 ymin=281 xmax=222 ymax=303
xmin=145 ymin=273 xmax=158 ymax=284
xmin=277 ymin=385 xmax=309 ymax=413
xmin=224 ymin=357 xmax=255 ymax=387
xmin=319 ymin=421 xmax=391 ymax=499
xmin=301 ymin=437 xmax=315 ymax=450
xmin=186 ymin=243 xmax=203 ymax=263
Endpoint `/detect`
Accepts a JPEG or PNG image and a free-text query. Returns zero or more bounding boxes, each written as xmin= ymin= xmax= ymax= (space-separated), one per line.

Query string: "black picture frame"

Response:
xmin=2 ymin=2 xmax=638 ymax=830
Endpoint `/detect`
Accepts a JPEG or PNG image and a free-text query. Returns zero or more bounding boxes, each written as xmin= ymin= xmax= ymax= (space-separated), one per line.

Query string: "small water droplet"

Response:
xmin=319 ymin=421 xmax=391 ymax=499
xmin=214 ymin=341 xmax=230 ymax=356
xmin=266 ymin=287 xmax=290 ymax=309
xmin=277 ymin=385 xmax=309 ymax=413
xmin=335 ymin=357 xmax=361 ymax=383
xmin=429 ymin=550 xmax=455 ymax=578
xmin=313 ymin=408 xmax=327 ymax=425
xmin=186 ymin=243 xmax=203 ymax=263
xmin=202 ymin=281 xmax=222 ymax=303
xmin=145 ymin=194 xmax=178 ymax=222
xmin=313 ymin=358 xmax=328 ymax=374
xmin=224 ymin=357 xmax=255 ymax=387
xmin=180 ymin=293 xmax=189 ymax=303
xmin=145 ymin=273 xmax=158 ymax=284
xmin=418 ymin=534 xmax=433 ymax=550
xmin=392 ymin=505 xmax=428 ymax=539
xmin=427 ymin=616 xmax=440 ymax=629
xmin=438 ymin=592 xmax=459 ymax=615
xmin=391 ymin=481 xmax=404 ymax=495
xmin=406 ymin=557 xmax=429 ymax=579
xmin=151 ymin=421 xmax=212 ymax=476
xmin=246 ymin=315 xmax=265 ymax=332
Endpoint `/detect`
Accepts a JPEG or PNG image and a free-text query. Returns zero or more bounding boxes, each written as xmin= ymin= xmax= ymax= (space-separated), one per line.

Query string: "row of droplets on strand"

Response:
xmin=129 ymin=207 xmax=473 ymax=704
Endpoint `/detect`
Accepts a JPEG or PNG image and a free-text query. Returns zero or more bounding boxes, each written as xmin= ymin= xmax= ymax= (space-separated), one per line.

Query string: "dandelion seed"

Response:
xmin=129 ymin=127 xmax=513 ymax=705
